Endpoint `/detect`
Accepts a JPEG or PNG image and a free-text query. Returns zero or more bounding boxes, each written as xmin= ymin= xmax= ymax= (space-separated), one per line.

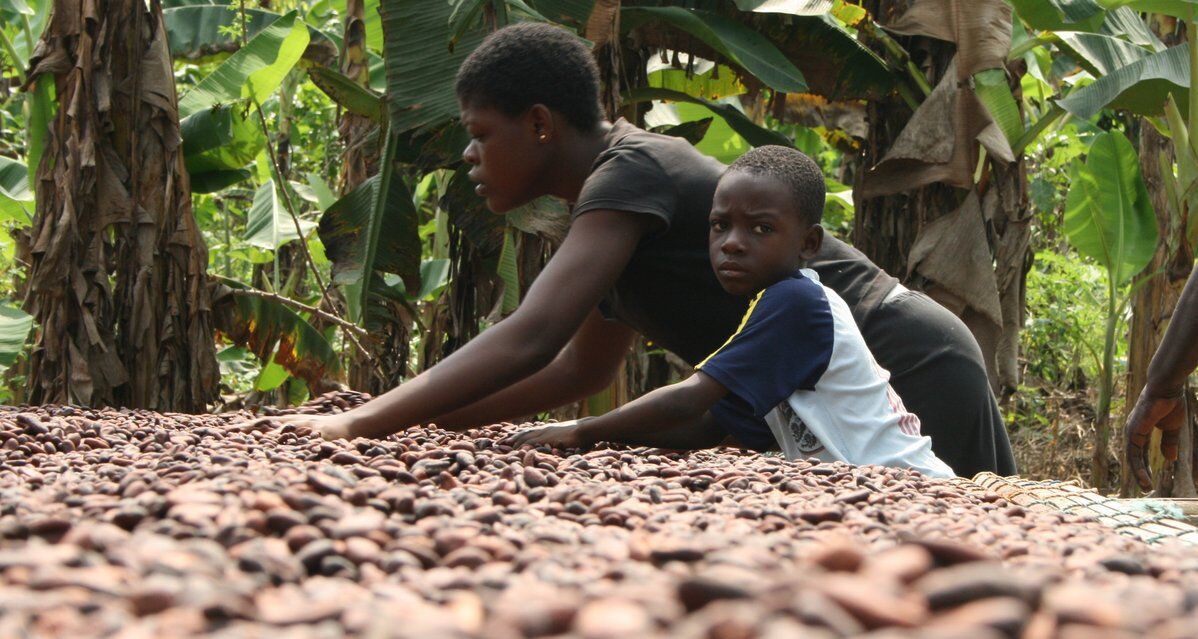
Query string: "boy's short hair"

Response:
xmin=727 ymin=146 xmax=825 ymax=226
xmin=455 ymin=22 xmax=603 ymax=132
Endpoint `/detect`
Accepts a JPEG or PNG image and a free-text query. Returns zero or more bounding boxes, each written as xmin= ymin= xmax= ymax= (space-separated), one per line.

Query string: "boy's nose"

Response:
xmin=720 ymin=233 xmax=745 ymax=254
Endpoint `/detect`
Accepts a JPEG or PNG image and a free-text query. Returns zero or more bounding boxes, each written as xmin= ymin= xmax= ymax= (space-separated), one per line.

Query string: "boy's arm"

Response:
xmin=512 ymin=373 xmax=729 ymax=450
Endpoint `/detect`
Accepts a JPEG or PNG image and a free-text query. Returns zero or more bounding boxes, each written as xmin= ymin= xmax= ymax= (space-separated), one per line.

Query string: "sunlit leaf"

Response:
xmin=1064 ymin=130 xmax=1158 ymax=285
xmin=622 ymin=6 xmax=807 ymax=94
xmin=245 ymin=179 xmax=318 ymax=250
xmin=624 ymin=87 xmax=792 ymax=148
xmin=0 ymin=302 xmax=34 ymax=371
xmin=1058 ymin=43 xmax=1189 ymax=119
xmin=178 ymin=11 xmax=310 ymax=118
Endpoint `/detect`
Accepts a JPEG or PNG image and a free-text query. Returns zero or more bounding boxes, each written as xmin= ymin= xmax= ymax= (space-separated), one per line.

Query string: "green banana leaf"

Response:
xmin=529 ymin=0 xmax=594 ymax=28
xmin=180 ymin=104 xmax=265 ymax=186
xmin=733 ymin=0 xmax=831 ymax=14
xmin=624 ymin=87 xmax=793 ymax=148
xmin=1011 ymin=0 xmax=1106 ymax=31
xmin=1054 ymin=31 xmax=1151 ymax=77
xmin=0 ymin=302 xmax=33 ymax=372
xmin=622 ymin=6 xmax=807 ymax=94
xmin=647 ymin=63 xmax=746 ymax=101
xmin=1064 ymin=130 xmax=1158 ymax=286
xmin=307 ymin=66 xmax=387 ymax=124
xmin=974 ymin=69 xmax=1025 ymax=145
xmin=653 ymin=118 xmax=715 ymax=146
xmin=178 ymin=11 xmax=310 ymax=118
xmin=1058 ymin=42 xmax=1189 ymax=120
xmin=163 ymin=5 xmax=337 ymax=61
xmin=318 ymin=135 xmax=422 ymax=321
xmin=381 ymin=0 xmax=487 ymax=134
xmin=0 ymin=156 xmax=33 ymax=225
xmin=1101 ymin=7 xmax=1165 ymax=50
xmin=245 ymin=179 xmax=318 ymax=250
xmin=363 ymin=0 xmax=384 ymax=52
xmin=1099 ymin=0 xmax=1198 ymax=20
xmin=191 ymin=169 xmax=255 ymax=194
xmin=210 ymin=276 xmax=340 ymax=389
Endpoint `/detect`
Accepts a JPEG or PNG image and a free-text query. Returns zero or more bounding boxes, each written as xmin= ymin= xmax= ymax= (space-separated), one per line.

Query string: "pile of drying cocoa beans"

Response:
xmin=1 ymin=390 xmax=1198 ymax=638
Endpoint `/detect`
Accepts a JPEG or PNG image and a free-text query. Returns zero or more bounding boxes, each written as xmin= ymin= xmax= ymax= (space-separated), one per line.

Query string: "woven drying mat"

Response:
xmin=951 ymin=472 xmax=1198 ymax=546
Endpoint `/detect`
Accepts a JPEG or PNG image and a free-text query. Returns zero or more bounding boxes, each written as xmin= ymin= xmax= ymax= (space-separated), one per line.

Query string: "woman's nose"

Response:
xmin=462 ymin=140 xmax=479 ymax=165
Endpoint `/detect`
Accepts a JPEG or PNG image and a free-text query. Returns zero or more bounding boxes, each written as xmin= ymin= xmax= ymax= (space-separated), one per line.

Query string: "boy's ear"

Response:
xmin=798 ymin=224 xmax=824 ymax=260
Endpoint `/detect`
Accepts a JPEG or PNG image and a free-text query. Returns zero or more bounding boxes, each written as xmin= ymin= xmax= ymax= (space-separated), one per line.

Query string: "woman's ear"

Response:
xmin=798 ymin=224 xmax=824 ymax=260
xmin=528 ymin=104 xmax=555 ymax=143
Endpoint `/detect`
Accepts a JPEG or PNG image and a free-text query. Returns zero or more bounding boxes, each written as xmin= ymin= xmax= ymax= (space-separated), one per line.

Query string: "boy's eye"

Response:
xmin=752 ymin=224 xmax=773 ymax=234
xmin=710 ymin=220 xmax=727 ymax=231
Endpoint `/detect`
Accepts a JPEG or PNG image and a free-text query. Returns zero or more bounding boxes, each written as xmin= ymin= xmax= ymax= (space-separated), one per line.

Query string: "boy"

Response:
xmin=512 ymin=146 xmax=954 ymax=478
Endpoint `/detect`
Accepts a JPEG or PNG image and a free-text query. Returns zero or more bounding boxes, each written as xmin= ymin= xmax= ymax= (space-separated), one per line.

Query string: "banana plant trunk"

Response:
xmin=23 ymin=0 xmax=218 ymax=410
xmin=854 ymin=0 xmax=1028 ymax=396
xmin=340 ymin=0 xmax=406 ymax=394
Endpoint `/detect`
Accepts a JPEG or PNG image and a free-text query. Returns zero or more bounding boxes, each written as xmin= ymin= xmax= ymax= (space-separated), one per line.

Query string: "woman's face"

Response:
xmin=459 ymin=101 xmax=547 ymax=213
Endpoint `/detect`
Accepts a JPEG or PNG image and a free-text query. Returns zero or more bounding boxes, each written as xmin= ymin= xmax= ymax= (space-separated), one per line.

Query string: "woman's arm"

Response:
xmin=512 ymin=373 xmax=730 ymax=450
xmin=431 ymin=309 xmax=636 ymax=428
xmin=266 ymin=210 xmax=657 ymax=439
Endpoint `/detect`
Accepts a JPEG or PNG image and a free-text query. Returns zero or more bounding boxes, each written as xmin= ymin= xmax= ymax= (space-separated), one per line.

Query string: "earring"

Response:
xmin=538 ymin=133 xmax=549 ymax=142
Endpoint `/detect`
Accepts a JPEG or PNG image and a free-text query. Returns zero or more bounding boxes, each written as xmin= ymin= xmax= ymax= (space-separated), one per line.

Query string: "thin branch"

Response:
xmin=228 ymin=287 xmax=369 ymax=339
xmin=249 ymin=97 xmax=335 ymax=314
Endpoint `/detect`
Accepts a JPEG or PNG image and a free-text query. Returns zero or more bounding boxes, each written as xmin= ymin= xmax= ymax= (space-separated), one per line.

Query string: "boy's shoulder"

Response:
xmin=757 ymin=271 xmax=831 ymax=313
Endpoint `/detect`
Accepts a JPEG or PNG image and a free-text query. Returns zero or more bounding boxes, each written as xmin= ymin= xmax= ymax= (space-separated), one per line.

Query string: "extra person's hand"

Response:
xmin=234 ymin=412 xmax=355 ymax=442
xmin=510 ymin=419 xmax=592 ymax=450
xmin=1124 ymin=388 xmax=1186 ymax=492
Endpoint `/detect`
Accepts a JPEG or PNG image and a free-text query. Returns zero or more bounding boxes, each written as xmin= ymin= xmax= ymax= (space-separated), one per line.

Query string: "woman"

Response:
xmin=271 ymin=22 xmax=1014 ymax=477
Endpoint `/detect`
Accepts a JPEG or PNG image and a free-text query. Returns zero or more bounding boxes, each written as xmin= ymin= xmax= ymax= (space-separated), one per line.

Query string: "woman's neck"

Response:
xmin=545 ymin=120 xmax=615 ymax=203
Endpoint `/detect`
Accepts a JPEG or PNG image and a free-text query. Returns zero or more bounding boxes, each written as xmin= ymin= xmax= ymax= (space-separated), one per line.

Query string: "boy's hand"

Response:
xmin=234 ymin=412 xmax=354 ymax=442
xmin=510 ymin=419 xmax=592 ymax=449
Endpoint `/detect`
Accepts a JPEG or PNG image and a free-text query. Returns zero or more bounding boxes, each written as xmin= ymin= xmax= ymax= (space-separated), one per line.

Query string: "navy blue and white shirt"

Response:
xmin=697 ymin=269 xmax=954 ymax=478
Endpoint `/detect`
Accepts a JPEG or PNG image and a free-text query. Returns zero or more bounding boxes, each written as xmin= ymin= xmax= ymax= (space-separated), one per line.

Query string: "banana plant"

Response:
xmin=1064 ymin=130 xmax=1159 ymax=489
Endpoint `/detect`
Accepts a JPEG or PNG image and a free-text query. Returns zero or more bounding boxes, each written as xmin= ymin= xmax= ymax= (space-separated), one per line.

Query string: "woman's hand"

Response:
xmin=236 ymin=412 xmax=355 ymax=442
xmin=510 ymin=419 xmax=592 ymax=450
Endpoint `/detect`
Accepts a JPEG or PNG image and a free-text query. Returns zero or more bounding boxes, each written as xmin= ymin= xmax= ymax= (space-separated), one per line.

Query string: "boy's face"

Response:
xmin=709 ymin=171 xmax=823 ymax=296
xmin=459 ymin=101 xmax=548 ymax=213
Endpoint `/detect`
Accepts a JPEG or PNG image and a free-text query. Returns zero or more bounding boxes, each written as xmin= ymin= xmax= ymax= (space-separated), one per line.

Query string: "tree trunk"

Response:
xmin=1121 ymin=122 xmax=1197 ymax=496
xmin=24 ymin=0 xmax=217 ymax=410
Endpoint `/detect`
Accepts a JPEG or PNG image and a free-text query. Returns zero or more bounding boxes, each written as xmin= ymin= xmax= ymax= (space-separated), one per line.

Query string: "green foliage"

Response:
xmin=621 ymin=7 xmax=808 ymax=94
xmin=0 ymin=301 xmax=33 ymax=373
xmin=0 ymin=155 xmax=33 ymax=224
xmin=1064 ymin=130 xmax=1158 ymax=285
xmin=245 ymin=179 xmax=318 ymax=250
xmin=1023 ymin=251 xmax=1110 ymax=385
xmin=178 ymin=11 xmax=311 ymax=118
xmin=381 ymin=0 xmax=486 ymax=134
xmin=1059 ymin=43 xmax=1190 ymax=120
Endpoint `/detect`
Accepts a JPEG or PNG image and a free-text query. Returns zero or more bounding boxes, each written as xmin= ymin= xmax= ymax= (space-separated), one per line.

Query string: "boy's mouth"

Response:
xmin=716 ymin=261 xmax=749 ymax=278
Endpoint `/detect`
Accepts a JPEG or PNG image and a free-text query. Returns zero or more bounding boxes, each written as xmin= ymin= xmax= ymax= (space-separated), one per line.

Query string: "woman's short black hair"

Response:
xmin=727 ymin=145 xmax=826 ymax=226
xmin=455 ymin=22 xmax=603 ymax=132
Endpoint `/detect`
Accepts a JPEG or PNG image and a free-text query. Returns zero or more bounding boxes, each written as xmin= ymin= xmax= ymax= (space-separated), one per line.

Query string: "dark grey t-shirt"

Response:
xmin=572 ymin=119 xmax=748 ymax=364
